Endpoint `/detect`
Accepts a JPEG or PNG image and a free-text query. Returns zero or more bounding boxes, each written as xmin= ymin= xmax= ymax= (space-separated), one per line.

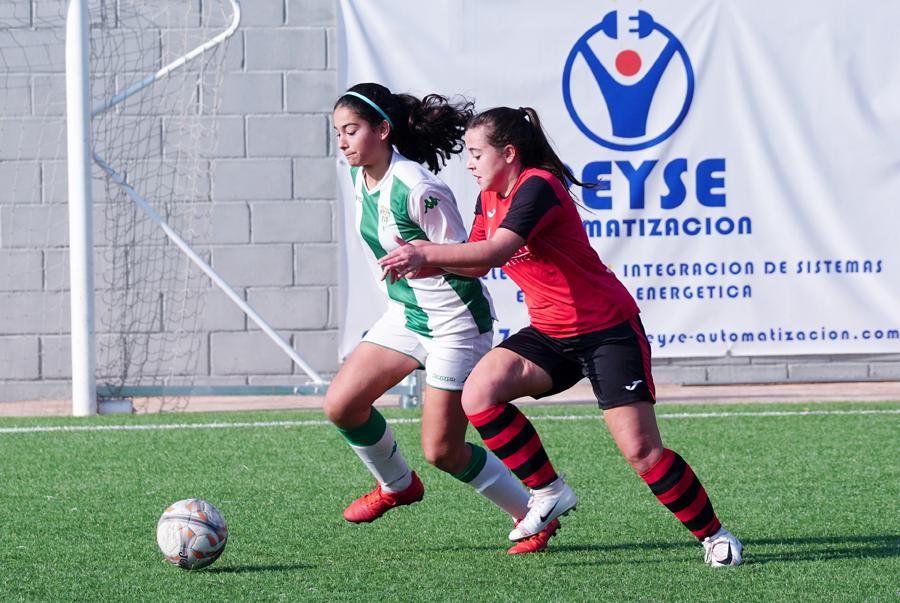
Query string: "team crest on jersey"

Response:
xmin=424 ymin=196 xmax=440 ymax=213
xmin=379 ymin=203 xmax=392 ymax=226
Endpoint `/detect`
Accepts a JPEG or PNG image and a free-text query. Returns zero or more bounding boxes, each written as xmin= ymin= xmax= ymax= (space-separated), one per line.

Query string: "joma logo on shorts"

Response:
xmin=432 ymin=374 xmax=456 ymax=382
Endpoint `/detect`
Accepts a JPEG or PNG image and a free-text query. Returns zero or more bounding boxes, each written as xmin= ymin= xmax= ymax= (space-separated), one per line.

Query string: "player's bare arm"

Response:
xmin=400 ymin=239 xmax=444 ymax=279
xmin=390 ymin=238 xmax=493 ymax=280
xmin=380 ymin=229 xmax=525 ymax=277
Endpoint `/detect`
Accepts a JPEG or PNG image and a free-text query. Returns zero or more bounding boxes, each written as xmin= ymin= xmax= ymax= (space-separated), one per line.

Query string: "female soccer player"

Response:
xmin=379 ymin=106 xmax=744 ymax=567
xmin=328 ymin=84 xmax=558 ymax=554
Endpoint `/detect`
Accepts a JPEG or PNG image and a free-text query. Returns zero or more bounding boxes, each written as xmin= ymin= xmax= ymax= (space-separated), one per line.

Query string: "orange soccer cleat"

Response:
xmin=507 ymin=518 xmax=561 ymax=555
xmin=342 ymin=472 xmax=425 ymax=523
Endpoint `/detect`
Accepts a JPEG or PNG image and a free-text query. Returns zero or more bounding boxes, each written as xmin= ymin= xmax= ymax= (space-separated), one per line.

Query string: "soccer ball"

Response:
xmin=156 ymin=498 xmax=228 ymax=570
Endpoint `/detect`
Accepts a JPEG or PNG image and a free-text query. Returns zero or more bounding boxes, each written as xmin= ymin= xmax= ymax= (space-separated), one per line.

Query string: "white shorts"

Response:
xmin=363 ymin=312 xmax=493 ymax=391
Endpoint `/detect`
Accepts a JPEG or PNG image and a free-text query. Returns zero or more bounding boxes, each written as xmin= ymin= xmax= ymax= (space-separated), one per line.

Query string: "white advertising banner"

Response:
xmin=336 ymin=0 xmax=900 ymax=359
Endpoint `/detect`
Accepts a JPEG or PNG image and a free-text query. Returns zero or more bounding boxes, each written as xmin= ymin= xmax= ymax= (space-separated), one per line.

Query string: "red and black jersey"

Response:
xmin=469 ymin=168 xmax=639 ymax=338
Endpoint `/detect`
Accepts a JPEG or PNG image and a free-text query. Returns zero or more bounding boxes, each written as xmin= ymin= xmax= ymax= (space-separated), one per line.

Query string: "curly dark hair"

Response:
xmin=334 ymin=82 xmax=474 ymax=174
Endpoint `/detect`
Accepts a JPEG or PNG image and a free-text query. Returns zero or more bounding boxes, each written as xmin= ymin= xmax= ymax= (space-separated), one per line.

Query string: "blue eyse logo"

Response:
xmin=562 ymin=10 xmax=694 ymax=151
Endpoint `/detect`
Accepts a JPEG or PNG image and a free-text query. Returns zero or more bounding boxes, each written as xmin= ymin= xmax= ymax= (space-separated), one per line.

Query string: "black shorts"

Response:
xmin=496 ymin=317 xmax=656 ymax=410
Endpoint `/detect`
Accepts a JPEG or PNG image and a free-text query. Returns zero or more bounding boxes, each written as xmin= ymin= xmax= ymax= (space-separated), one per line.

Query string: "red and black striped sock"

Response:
xmin=467 ymin=403 xmax=558 ymax=489
xmin=640 ymin=448 xmax=721 ymax=540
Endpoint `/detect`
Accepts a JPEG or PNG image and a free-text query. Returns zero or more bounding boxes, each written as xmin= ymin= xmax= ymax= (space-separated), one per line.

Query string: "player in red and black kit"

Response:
xmin=379 ymin=106 xmax=743 ymax=566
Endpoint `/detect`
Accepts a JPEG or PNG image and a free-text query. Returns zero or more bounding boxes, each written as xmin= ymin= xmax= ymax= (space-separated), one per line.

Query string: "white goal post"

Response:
xmin=0 ymin=1 xmax=423 ymax=415
xmin=66 ymin=0 xmax=96 ymax=416
xmin=63 ymin=0 xmax=329 ymax=416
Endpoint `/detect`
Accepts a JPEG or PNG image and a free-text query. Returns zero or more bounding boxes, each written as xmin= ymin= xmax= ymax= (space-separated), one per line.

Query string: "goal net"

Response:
xmin=0 ymin=1 xmax=323 ymax=412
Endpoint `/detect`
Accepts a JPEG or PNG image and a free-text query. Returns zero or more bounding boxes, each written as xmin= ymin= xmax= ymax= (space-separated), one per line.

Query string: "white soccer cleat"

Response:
xmin=508 ymin=477 xmax=577 ymax=541
xmin=702 ymin=527 xmax=743 ymax=567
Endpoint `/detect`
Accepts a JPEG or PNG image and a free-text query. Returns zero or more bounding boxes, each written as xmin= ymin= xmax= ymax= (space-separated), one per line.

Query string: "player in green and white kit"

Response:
xmin=328 ymin=83 xmax=559 ymax=554
xmin=349 ymin=154 xmax=494 ymax=349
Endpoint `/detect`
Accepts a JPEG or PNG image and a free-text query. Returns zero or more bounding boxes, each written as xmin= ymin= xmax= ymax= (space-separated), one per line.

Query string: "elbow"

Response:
xmin=489 ymin=252 xmax=513 ymax=268
xmin=484 ymin=240 xmax=517 ymax=268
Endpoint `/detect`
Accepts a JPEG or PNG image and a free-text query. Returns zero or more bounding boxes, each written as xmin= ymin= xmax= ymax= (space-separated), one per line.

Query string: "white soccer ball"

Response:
xmin=156 ymin=498 xmax=228 ymax=570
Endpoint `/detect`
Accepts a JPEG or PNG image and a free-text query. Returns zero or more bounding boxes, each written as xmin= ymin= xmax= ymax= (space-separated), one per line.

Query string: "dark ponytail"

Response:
xmin=467 ymin=106 xmax=591 ymax=190
xmin=334 ymin=82 xmax=474 ymax=174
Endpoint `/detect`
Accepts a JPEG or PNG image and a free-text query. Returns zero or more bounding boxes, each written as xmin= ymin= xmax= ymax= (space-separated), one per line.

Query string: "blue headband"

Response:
xmin=342 ymin=91 xmax=394 ymax=129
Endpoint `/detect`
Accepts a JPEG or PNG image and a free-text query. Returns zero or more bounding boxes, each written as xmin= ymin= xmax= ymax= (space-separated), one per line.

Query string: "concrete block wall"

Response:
xmin=180 ymin=0 xmax=342 ymax=388
xmin=0 ymin=0 xmax=897 ymax=404
xmin=0 ymin=0 xmax=341 ymax=402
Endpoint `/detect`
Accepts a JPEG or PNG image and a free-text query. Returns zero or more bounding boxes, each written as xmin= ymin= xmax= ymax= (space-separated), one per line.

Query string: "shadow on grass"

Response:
xmin=426 ymin=534 xmax=899 ymax=565
xmin=739 ymin=534 xmax=899 ymax=564
xmin=554 ymin=534 xmax=900 ymax=566
xmin=207 ymin=563 xmax=313 ymax=574
xmin=419 ymin=540 xmax=695 ymax=558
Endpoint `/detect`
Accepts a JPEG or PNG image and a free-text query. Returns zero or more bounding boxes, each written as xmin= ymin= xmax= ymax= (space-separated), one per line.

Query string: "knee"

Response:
xmin=422 ymin=441 xmax=466 ymax=474
xmin=321 ymin=395 xmax=344 ymax=425
xmin=621 ymin=440 xmax=663 ymax=474
xmin=322 ymin=393 xmax=362 ymax=429
xmin=460 ymin=379 xmax=499 ymax=416
xmin=460 ymin=388 xmax=479 ymax=415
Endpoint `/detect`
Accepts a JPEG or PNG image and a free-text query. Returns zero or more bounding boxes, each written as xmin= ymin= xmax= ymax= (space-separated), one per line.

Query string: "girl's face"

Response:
xmin=333 ymin=105 xmax=389 ymax=168
xmin=464 ymin=125 xmax=518 ymax=195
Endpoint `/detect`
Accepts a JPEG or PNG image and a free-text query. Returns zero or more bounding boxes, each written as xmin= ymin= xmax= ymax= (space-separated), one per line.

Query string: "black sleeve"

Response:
xmin=473 ymin=193 xmax=483 ymax=216
xmin=499 ymin=177 xmax=562 ymax=240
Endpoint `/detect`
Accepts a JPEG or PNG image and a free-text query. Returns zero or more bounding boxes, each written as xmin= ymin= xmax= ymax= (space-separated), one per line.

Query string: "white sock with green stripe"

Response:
xmin=338 ymin=408 xmax=412 ymax=493
xmin=454 ymin=444 xmax=530 ymax=520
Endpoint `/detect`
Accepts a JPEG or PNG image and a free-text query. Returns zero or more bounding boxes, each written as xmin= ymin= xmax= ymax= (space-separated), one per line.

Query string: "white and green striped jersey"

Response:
xmin=350 ymin=151 xmax=495 ymax=340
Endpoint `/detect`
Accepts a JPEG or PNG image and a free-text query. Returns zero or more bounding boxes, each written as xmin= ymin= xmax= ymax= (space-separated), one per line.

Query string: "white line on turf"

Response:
xmin=0 ymin=408 xmax=897 ymax=434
